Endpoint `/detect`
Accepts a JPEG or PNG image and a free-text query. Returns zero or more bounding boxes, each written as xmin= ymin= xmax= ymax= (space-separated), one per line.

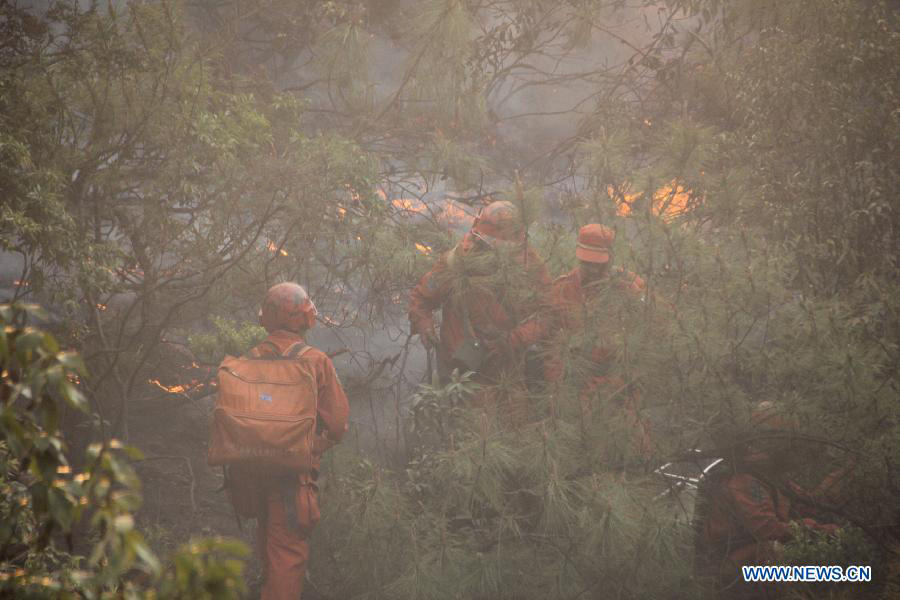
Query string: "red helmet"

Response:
xmin=259 ymin=282 xmax=317 ymax=333
xmin=471 ymin=200 xmax=523 ymax=246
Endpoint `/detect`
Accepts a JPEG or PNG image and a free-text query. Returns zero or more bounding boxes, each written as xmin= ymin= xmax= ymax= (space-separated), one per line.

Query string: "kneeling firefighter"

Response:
xmin=208 ymin=282 xmax=349 ymax=599
xmin=693 ymin=402 xmax=840 ymax=598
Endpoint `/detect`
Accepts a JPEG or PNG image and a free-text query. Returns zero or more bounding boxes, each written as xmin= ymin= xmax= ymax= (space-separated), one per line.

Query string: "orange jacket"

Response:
xmin=408 ymin=234 xmax=552 ymax=370
xmin=545 ymin=266 xmax=646 ymax=381
xmin=696 ymin=471 xmax=838 ymax=573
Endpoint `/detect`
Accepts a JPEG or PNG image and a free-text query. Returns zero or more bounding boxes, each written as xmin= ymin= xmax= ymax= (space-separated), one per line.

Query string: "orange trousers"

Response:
xmin=257 ymin=487 xmax=310 ymax=600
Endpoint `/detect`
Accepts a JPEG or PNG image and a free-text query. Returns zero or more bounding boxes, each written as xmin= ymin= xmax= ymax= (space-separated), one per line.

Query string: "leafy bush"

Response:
xmin=0 ymin=303 xmax=247 ymax=598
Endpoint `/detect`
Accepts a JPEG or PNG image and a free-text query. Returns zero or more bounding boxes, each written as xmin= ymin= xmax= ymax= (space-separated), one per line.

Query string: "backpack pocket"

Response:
xmin=208 ymin=409 xmax=316 ymax=471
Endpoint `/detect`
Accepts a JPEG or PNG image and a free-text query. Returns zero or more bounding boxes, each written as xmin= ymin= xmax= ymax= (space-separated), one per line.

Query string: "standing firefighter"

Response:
xmin=545 ymin=224 xmax=653 ymax=462
xmin=694 ymin=402 xmax=840 ymax=598
xmin=408 ymin=200 xmax=551 ymax=420
xmin=208 ymin=282 xmax=349 ymax=599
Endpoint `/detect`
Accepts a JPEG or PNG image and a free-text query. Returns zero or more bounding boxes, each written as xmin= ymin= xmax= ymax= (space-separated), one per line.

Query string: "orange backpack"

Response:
xmin=208 ymin=341 xmax=318 ymax=472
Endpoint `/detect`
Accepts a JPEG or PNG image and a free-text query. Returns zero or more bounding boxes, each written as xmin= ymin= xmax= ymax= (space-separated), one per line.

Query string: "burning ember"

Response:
xmin=149 ymin=379 xmax=191 ymax=394
xmin=345 ymin=184 xmax=361 ymax=203
xmin=266 ymin=241 xmax=289 ymax=256
xmin=148 ymin=377 xmax=216 ymax=395
xmin=415 ymin=242 xmax=432 ymax=255
xmin=117 ymin=266 xmax=146 ymax=281
xmin=321 ymin=314 xmax=341 ymax=326
xmin=148 ymin=360 xmax=216 ymax=396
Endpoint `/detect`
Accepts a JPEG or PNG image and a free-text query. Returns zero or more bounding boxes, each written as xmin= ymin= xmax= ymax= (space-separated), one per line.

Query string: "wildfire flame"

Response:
xmin=415 ymin=242 xmax=432 ymax=255
xmin=437 ymin=201 xmax=475 ymax=226
xmin=392 ymin=198 xmax=428 ymax=214
xmin=613 ymin=181 xmax=694 ymax=221
xmin=13 ymin=280 xmax=29 ymax=287
xmin=96 ymin=303 xmax=107 ymax=311
xmin=266 ymin=241 xmax=289 ymax=256
xmin=149 ymin=379 xmax=191 ymax=394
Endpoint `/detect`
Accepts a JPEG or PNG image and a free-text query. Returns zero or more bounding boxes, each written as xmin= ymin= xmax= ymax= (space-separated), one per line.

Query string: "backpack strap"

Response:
xmin=283 ymin=341 xmax=313 ymax=359
xmin=249 ymin=340 xmax=312 ymax=360
xmin=250 ymin=340 xmax=280 ymax=358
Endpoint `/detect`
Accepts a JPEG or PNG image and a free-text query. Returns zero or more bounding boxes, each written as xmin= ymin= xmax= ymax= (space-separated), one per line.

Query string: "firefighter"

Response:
xmin=408 ymin=200 xmax=551 ymax=419
xmin=228 ymin=282 xmax=349 ymax=600
xmin=694 ymin=402 xmax=840 ymax=598
xmin=545 ymin=224 xmax=653 ymax=462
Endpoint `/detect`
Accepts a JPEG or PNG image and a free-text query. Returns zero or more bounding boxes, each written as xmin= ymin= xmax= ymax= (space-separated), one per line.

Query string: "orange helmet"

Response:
xmin=471 ymin=200 xmax=523 ymax=246
xmin=576 ymin=224 xmax=615 ymax=264
xmin=750 ymin=401 xmax=791 ymax=432
xmin=259 ymin=282 xmax=317 ymax=333
xmin=738 ymin=401 xmax=795 ymax=463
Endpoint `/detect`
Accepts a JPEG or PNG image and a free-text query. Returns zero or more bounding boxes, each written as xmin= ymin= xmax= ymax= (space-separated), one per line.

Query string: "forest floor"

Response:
xmin=128 ymin=390 xmax=266 ymax=594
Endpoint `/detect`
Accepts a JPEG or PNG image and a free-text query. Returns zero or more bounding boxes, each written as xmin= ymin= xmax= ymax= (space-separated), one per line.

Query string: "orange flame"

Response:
xmin=266 ymin=241 xmax=289 ymax=256
xmin=652 ymin=182 xmax=691 ymax=220
xmin=344 ymin=184 xmax=361 ymax=203
xmin=149 ymin=379 xmax=209 ymax=394
xmin=610 ymin=185 xmax=641 ymax=217
xmin=392 ymin=198 xmax=428 ymax=214
xmin=149 ymin=379 xmax=190 ymax=394
xmin=96 ymin=303 xmax=107 ymax=311
xmin=13 ymin=280 xmax=29 ymax=287
xmin=415 ymin=242 xmax=432 ymax=255
xmin=437 ymin=201 xmax=475 ymax=226
xmin=612 ymin=181 xmax=694 ymax=221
